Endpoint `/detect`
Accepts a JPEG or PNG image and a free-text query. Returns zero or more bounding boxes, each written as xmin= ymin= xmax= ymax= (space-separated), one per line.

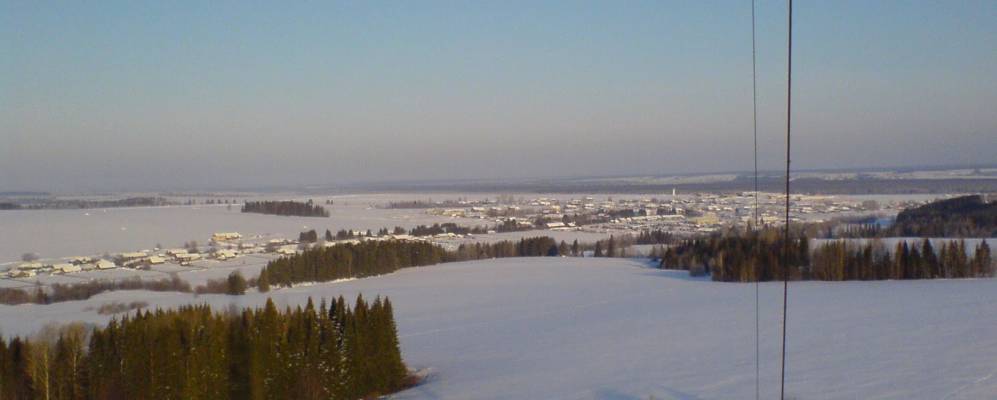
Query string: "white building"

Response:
xmin=212 ymin=232 xmax=242 ymax=242
xmin=53 ymin=263 xmax=82 ymax=274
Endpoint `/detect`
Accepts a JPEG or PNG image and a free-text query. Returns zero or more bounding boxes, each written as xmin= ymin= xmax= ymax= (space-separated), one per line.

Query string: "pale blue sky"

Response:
xmin=2 ymin=1 xmax=995 ymax=191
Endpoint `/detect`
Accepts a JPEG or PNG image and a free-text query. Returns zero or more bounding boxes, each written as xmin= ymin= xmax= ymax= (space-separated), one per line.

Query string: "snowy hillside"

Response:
xmin=2 ymin=257 xmax=996 ymax=399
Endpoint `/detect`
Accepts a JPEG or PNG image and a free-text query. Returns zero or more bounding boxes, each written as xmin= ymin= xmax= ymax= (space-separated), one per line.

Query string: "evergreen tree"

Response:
xmin=976 ymin=240 xmax=993 ymax=277
xmin=227 ymin=271 xmax=248 ymax=295
xmin=257 ymin=269 xmax=271 ymax=293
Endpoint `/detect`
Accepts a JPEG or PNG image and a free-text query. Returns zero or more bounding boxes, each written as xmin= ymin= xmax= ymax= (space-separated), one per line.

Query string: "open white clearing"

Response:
xmin=2 ymin=257 xmax=996 ymax=399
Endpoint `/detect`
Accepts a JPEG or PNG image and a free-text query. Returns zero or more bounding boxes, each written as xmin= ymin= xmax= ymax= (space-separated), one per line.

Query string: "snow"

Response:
xmin=2 ymin=257 xmax=996 ymax=399
xmin=0 ymin=197 xmax=486 ymax=263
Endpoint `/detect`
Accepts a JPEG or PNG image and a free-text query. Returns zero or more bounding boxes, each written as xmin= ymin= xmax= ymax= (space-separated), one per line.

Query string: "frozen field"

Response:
xmin=2 ymin=257 xmax=996 ymax=399
xmin=0 ymin=198 xmax=484 ymax=263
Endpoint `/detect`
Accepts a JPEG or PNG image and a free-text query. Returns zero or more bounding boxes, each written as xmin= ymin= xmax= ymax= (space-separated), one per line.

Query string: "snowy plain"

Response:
xmin=2 ymin=257 xmax=996 ymax=399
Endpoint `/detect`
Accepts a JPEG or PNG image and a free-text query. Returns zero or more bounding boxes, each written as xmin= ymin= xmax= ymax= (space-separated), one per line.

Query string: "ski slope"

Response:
xmin=2 ymin=257 xmax=996 ymax=399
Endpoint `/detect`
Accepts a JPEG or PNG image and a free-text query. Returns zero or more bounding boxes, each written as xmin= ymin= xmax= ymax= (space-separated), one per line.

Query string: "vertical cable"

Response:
xmin=750 ymin=1 xmax=760 ymax=399
xmin=780 ymin=1 xmax=793 ymax=399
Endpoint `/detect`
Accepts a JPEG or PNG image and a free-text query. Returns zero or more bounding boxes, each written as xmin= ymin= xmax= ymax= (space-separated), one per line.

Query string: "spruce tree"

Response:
xmin=257 ymin=269 xmax=271 ymax=293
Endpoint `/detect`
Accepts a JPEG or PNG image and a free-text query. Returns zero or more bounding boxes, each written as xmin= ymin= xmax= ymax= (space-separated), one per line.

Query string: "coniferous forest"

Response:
xmin=660 ymin=228 xmax=993 ymax=282
xmin=0 ymin=296 xmax=409 ymax=400
xmin=891 ymin=194 xmax=997 ymax=237
xmin=449 ymin=236 xmax=562 ymax=260
xmin=260 ymin=241 xmax=446 ymax=288
xmin=241 ymin=200 xmax=329 ymax=217
xmin=260 ymin=236 xmax=565 ymax=288
xmin=660 ymin=229 xmax=810 ymax=281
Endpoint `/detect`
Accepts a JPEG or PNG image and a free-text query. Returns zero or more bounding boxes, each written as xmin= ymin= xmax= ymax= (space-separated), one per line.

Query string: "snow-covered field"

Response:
xmin=0 ymin=196 xmax=485 ymax=263
xmin=2 ymin=257 xmax=995 ymax=399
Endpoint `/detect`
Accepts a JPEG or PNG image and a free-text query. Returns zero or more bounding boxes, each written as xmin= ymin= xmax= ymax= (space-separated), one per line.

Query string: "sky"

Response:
xmin=2 ymin=1 xmax=996 ymax=192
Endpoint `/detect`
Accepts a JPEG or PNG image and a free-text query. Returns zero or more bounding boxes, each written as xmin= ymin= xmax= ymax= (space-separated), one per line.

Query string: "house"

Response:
xmin=53 ymin=263 xmax=81 ymax=274
xmin=212 ymin=232 xmax=242 ymax=242
xmin=214 ymin=250 xmax=238 ymax=260
xmin=69 ymin=256 xmax=94 ymax=265
xmin=96 ymin=259 xmax=117 ymax=270
xmin=9 ymin=269 xmax=36 ymax=278
xmin=147 ymin=256 xmax=166 ymax=264
xmin=18 ymin=262 xmax=43 ymax=271
xmin=119 ymin=252 xmax=147 ymax=261
xmin=166 ymin=249 xmax=189 ymax=257
xmin=175 ymin=253 xmax=202 ymax=262
xmin=276 ymin=246 xmax=297 ymax=256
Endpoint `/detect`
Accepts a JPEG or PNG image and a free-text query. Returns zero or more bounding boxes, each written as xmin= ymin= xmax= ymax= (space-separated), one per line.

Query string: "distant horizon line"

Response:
xmin=4 ymin=162 xmax=995 ymax=196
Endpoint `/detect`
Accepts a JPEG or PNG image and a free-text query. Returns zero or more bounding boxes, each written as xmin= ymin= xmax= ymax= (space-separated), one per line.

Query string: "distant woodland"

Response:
xmin=0 ymin=197 xmax=174 ymax=210
xmin=0 ymin=296 xmax=410 ymax=400
xmin=260 ymin=241 xmax=446 ymax=288
xmin=660 ymin=228 xmax=993 ymax=282
xmin=890 ymin=195 xmax=996 ymax=237
xmin=242 ymin=200 xmax=329 ymax=217
xmin=260 ymin=236 xmax=565 ymax=288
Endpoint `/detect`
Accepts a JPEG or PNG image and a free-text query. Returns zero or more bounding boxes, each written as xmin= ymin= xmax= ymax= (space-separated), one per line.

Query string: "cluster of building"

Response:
xmin=3 ymin=232 xmax=258 ymax=279
xmin=421 ymin=192 xmax=919 ymax=238
xmin=6 ymin=257 xmax=119 ymax=278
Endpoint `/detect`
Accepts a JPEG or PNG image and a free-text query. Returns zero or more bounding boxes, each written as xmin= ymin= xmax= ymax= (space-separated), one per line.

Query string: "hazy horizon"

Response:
xmin=3 ymin=1 xmax=996 ymax=192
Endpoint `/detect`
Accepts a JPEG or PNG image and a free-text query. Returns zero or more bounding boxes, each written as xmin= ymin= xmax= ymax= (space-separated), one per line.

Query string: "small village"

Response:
xmin=2 ymin=191 xmax=928 ymax=282
xmin=425 ymin=191 xmax=922 ymax=236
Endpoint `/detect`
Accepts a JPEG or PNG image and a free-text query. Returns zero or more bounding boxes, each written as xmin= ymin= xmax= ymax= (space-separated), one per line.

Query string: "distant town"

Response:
xmin=2 ymin=190 xmax=938 ymax=281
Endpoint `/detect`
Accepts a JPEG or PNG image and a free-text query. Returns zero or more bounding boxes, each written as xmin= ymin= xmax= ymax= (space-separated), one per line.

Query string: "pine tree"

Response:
xmin=977 ymin=240 xmax=993 ymax=277
xmin=8 ymin=338 xmax=35 ymax=400
xmin=257 ymin=269 xmax=271 ymax=293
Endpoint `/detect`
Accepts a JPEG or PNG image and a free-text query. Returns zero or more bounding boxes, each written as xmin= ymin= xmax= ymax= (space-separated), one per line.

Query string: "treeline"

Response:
xmin=660 ymin=228 xmax=993 ymax=282
xmin=636 ymin=229 xmax=675 ymax=245
xmin=450 ymin=236 xmax=564 ymax=260
xmin=0 ymin=296 xmax=410 ymax=400
xmin=307 ymin=221 xmax=528 ymax=243
xmin=10 ymin=197 xmax=173 ymax=210
xmin=661 ymin=229 xmax=809 ymax=281
xmin=261 ymin=236 xmax=567 ymax=288
xmin=0 ymin=275 xmax=192 ymax=306
xmin=242 ymin=200 xmax=329 ymax=217
xmin=811 ymin=239 xmax=993 ymax=280
xmin=891 ymin=195 xmax=996 ymax=237
xmin=384 ymin=200 xmax=451 ymax=209
xmin=409 ymin=222 xmax=488 ymax=237
xmin=260 ymin=241 xmax=446 ymax=288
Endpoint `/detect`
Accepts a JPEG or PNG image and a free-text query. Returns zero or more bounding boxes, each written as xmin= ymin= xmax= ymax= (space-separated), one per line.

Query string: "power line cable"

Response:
xmin=780 ymin=0 xmax=793 ymax=399
xmin=750 ymin=0 xmax=760 ymax=399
